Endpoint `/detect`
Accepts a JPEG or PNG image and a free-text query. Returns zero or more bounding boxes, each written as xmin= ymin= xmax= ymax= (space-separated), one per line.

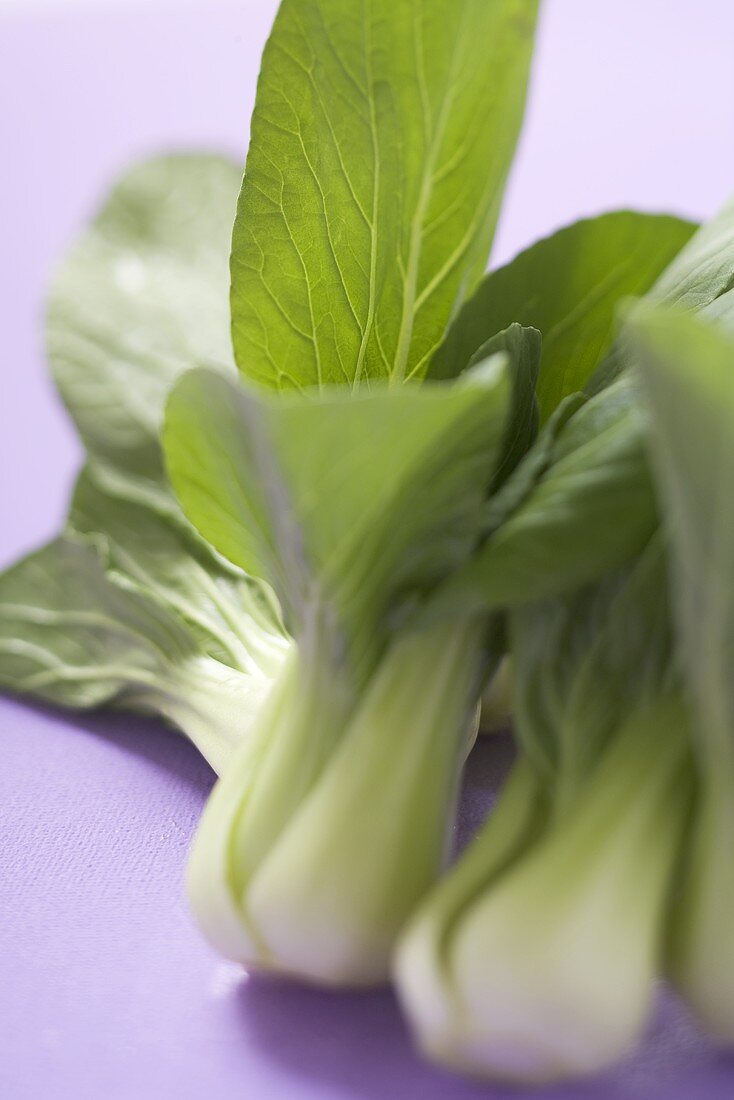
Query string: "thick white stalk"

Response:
xmin=395 ymin=755 xmax=547 ymax=1043
xmin=399 ymin=695 xmax=693 ymax=1084
xmin=151 ymin=657 xmax=282 ymax=775
xmin=243 ymin=618 xmax=486 ymax=985
xmin=186 ymin=642 xmax=353 ymax=964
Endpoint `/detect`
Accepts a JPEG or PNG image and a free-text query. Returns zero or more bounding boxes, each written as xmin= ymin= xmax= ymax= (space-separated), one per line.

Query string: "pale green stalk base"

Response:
xmin=396 ymin=695 xmax=693 ymax=1085
xmin=394 ymin=756 xmax=548 ymax=1042
xmin=245 ymin=619 xmax=484 ymax=986
xmin=187 ymin=618 xmax=486 ymax=985
xmin=669 ymin=758 xmax=734 ymax=1040
xmin=141 ymin=656 xmax=284 ymax=775
xmin=186 ymin=645 xmax=353 ymax=963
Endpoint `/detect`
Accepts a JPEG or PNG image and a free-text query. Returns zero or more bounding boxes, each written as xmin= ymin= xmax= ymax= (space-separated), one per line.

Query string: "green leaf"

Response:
xmin=481 ymin=391 xmax=585 ymax=538
xmin=591 ymin=192 xmax=734 ymax=392
xmin=423 ymin=374 xmax=657 ymax=619
xmin=1 ymin=155 xmax=291 ymax=771
xmin=69 ymin=467 xmax=286 ymax=676
xmin=429 ymin=210 xmax=696 ymax=419
xmin=163 ymin=360 xmax=510 ymax=673
xmin=230 ymin=0 xmax=539 ymax=390
xmin=630 ymin=307 xmax=734 ymax=761
xmin=49 ymin=152 xmax=288 ymax=678
xmin=649 ymin=193 xmax=734 ymax=312
xmin=0 ymin=524 xmax=287 ymax=774
xmin=0 ymin=536 xmax=197 ymax=709
xmin=47 ymin=153 xmax=241 ymax=486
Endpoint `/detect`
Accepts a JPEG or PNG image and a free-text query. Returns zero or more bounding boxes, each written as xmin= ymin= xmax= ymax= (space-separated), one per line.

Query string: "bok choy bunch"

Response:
xmin=158 ymin=0 xmax=546 ymax=982
xmin=3 ymin=0 xmax=734 ymax=1084
xmin=156 ymin=0 xmax=694 ymax=985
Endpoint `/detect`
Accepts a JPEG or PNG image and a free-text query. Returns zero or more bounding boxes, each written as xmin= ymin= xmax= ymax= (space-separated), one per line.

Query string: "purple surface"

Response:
xmin=1 ymin=2 xmax=733 ymax=1097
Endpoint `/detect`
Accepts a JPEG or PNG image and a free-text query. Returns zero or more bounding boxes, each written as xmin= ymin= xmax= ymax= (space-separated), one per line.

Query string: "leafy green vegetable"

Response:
xmin=230 ymin=0 xmax=540 ymax=389
xmin=396 ymin=541 xmax=693 ymax=1083
xmin=164 ymin=357 xmax=512 ymax=980
xmin=4 ymin=0 xmax=733 ymax=1080
xmin=429 ymin=211 xmax=696 ymax=417
xmin=3 ymin=0 xmax=546 ymax=988
xmin=631 ymin=307 xmax=734 ymax=1041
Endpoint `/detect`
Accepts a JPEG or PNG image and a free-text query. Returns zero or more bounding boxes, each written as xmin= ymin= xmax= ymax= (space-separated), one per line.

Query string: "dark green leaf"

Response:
xmin=429 ymin=210 xmax=696 ymax=419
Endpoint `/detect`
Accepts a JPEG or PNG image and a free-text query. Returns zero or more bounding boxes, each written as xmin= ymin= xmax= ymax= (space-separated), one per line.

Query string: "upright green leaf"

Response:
xmin=630 ymin=307 xmax=734 ymax=760
xmin=429 ymin=211 xmax=696 ymax=418
xmin=230 ymin=0 xmax=539 ymax=390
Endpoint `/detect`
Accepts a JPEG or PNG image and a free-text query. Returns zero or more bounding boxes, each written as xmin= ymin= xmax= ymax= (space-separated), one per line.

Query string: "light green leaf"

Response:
xmin=650 ymin=193 xmax=734 ymax=311
xmin=47 ymin=153 xmax=241 ymax=485
xmin=163 ymin=360 xmax=510 ymax=673
xmin=46 ymin=152 xmax=290 ymax=687
xmin=429 ymin=210 xmax=696 ymax=418
xmin=591 ymin=191 xmax=734 ymax=391
xmin=0 ymin=536 xmax=196 ymax=708
xmin=0 ymin=529 xmax=286 ymax=774
xmin=230 ymin=0 xmax=539 ymax=390
xmin=69 ymin=467 xmax=286 ymax=676
xmin=1 ymin=155 xmax=291 ymax=771
xmin=49 ymin=153 xmax=288 ymax=646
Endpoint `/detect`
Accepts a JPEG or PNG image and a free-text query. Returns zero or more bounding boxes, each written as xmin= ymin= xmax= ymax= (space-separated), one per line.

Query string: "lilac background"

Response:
xmin=1 ymin=2 xmax=733 ymax=1097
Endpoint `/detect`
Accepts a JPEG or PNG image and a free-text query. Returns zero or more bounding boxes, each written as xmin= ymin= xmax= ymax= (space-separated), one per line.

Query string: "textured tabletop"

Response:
xmin=2 ymin=3 xmax=734 ymax=1098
